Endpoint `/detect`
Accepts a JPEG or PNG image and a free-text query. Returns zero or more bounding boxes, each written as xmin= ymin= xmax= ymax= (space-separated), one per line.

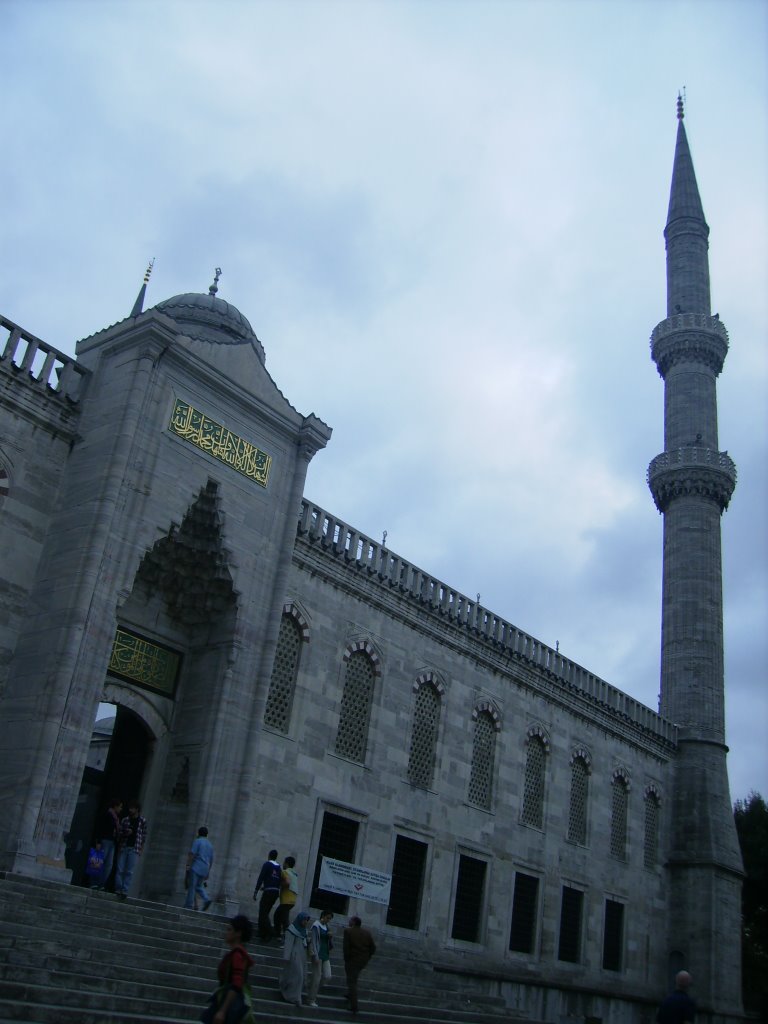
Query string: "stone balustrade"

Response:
xmin=0 ymin=314 xmax=89 ymax=401
xmin=297 ymin=499 xmax=677 ymax=744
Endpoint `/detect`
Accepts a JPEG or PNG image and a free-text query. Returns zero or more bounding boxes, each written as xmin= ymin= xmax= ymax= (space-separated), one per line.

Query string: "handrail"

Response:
xmin=0 ymin=314 xmax=89 ymax=402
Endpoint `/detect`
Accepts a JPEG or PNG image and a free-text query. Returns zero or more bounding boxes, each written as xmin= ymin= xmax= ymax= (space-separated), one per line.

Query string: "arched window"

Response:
xmin=521 ymin=733 xmax=547 ymax=828
xmin=407 ymin=678 xmax=442 ymax=789
xmin=567 ymin=751 xmax=591 ymax=845
xmin=263 ymin=612 xmax=304 ymax=732
xmin=644 ymin=787 xmax=661 ymax=869
xmin=335 ymin=649 xmax=376 ymax=763
xmin=468 ymin=705 xmax=499 ymax=810
xmin=610 ymin=771 xmax=630 ymax=860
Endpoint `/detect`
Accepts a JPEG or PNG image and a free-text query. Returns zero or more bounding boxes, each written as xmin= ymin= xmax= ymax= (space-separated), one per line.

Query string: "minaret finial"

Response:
xmin=130 ymin=257 xmax=156 ymax=317
xmin=677 ymin=91 xmax=684 ymax=120
xmin=209 ymin=267 xmax=222 ymax=297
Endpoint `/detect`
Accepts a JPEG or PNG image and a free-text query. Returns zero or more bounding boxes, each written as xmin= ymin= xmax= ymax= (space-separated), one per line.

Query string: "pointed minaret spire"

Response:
xmin=665 ymin=96 xmax=709 ymax=315
xmin=130 ymin=259 xmax=155 ymax=317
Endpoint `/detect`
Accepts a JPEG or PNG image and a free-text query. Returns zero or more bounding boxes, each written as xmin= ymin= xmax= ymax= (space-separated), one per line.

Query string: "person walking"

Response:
xmin=200 ymin=914 xmax=255 ymax=1024
xmin=114 ymin=799 xmax=147 ymax=900
xmin=274 ymin=856 xmax=299 ymax=941
xmin=252 ymin=848 xmax=282 ymax=940
xmin=343 ymin=915 xmax=376 ymax=1014
xmin=657 ymin=971 xmax=696 ymax=1024
xmin=279 ymin=910 xmax=311 ymax=1007
xmin=185 ymin=825 xmax=214 ymax=911
xmin=307 ymin=910 xmax=334 ymax=1007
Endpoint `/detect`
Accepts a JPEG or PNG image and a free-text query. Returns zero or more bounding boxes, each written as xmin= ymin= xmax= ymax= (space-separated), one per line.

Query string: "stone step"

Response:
xmin=0 ymin=877 xmax=526 ymax=1024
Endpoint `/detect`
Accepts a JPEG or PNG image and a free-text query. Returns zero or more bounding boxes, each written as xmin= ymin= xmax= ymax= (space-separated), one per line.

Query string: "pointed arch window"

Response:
xmin=407 ymin=675 xmax=443 ymax=789
xmin=610 ymin=770 xmax=630 ymax=860
xmin=644 ymin=787 xmax=661 ymax=869
xmin=263 ymin=610 xmax=306 ymax=733
xmin=335 ymin=648 xmax=377 ymax=763
xmin=567 ymin=751 xmax=591 ymax=845
xmin=468 ymin=704 xmax=500 ymax=810
xmin=521 ymin=729 xmax=548 ymax=828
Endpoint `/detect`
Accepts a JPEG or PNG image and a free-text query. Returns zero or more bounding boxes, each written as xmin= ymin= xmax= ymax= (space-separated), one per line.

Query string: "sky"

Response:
xmin=2 ymin=0 xmax=766 ymax=802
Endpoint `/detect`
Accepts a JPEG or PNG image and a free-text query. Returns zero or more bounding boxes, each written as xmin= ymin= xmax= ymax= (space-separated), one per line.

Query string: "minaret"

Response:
xmin=647 ymin=98 xmax=743 ymax=1014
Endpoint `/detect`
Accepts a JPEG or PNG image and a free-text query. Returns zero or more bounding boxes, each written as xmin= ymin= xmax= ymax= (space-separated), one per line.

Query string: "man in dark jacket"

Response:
xmin=343 ymin=916 xmax=376 ymax=1014
xmin=657 ymin=971 xmax=696 ymax=1024
xmin=252 ymin=848 xmax=281 ymax=939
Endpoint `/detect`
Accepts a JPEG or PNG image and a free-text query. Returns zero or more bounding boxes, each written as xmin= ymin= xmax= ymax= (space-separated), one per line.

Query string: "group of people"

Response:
xmin=85 ymin=797 xmax=148 ymax=899
xmin=250 ymin=847 xmax=376 ymax=1013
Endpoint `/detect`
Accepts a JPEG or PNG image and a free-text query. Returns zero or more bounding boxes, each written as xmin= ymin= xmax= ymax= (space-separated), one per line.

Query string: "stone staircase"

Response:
xmin=0 ymin=875 xmax=525 ymax=1024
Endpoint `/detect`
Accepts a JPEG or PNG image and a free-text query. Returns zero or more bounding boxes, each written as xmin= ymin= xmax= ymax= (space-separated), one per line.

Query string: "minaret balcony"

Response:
xmin=651 ymin=313 xmax=728 ymax=378
xmin=647 ymin=447 xmax=737 ymax=513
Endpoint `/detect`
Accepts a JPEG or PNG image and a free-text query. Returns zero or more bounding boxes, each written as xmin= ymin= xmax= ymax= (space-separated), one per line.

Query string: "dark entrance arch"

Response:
xmin=66 ymin=705 xmax=152 ymax=887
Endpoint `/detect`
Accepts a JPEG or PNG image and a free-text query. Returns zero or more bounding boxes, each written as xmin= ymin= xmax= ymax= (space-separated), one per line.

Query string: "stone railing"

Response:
xmin=0 ymin=314 xmax=89 ymax=402
xmin=297 ymin=500 xmax=677 ymax=745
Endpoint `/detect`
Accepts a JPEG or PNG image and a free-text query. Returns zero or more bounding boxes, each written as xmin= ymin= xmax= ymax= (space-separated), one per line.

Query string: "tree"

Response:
xmin=734 ymin=792 xmax=768 ymax=1016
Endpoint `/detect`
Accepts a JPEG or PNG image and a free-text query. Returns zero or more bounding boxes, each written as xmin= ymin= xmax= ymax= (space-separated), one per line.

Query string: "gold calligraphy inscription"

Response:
xmin=108 ymin=629 xmax=181 ymax=697
xmin=169 ymin=398 xmax=272 ymax=487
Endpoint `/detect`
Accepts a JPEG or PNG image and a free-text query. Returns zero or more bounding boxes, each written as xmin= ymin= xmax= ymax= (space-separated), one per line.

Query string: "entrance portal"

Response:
xmin=66 ymin=703 xmax=152 ymax=886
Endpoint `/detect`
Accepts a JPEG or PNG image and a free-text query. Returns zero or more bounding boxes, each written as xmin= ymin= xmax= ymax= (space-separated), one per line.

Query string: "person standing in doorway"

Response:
xmin=96 ymin=797 xmax=123 ymax=890
xmin=185 ymin=826 xmax=214 ymax=911
xmin=114 ymin=799 xmax=148 ymax=900
xmin=274 ymin=855 xmax=299 ymax=941
xmin=252 ymin=848 xmax=282 ymax=940
xmin=343 ymin=915 xmax=376 ymax=1014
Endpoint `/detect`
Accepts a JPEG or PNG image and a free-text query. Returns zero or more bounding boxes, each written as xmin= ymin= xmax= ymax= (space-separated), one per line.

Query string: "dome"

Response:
xmin=153 ymin=292 xmax=265 ymax=364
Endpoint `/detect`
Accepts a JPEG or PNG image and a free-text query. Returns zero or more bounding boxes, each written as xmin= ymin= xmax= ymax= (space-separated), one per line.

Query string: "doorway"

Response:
xmin=66 ymin=703 xmax=152 ymax=886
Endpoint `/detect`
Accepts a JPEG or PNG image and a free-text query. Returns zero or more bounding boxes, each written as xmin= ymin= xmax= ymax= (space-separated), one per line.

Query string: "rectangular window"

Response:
xmin=310 ymin=812 xmax=359 ymax=913
xmin=451 ymin=854 xmax=486 ymax=942
xmin=386 ymin=835 xmax=428 ymax=930
xmin=558 ymin=885 xmax=584 ymax=963
xmin=602 ymin=899 xmax=624 ymax=971
xmin=509 ymin=872 xmax=539 ymax=953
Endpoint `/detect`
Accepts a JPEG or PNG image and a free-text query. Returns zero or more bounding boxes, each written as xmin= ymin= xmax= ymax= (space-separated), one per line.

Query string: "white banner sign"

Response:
xmin=318 ymin=857 xmax=392 ymax=906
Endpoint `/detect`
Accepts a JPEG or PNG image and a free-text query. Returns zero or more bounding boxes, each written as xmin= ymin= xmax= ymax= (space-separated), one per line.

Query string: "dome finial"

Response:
xmin=130 ymin=257 xmax=156 ymax=317
xmin=209 ymin=267 xmax=222 ymax=297
xmin=677 ymin=91 xmax=685 ymax=121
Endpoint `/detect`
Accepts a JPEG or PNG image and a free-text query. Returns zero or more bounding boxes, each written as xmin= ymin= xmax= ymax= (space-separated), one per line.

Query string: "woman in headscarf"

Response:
xmin=279 ymin=910 xmax=311 ymax=1007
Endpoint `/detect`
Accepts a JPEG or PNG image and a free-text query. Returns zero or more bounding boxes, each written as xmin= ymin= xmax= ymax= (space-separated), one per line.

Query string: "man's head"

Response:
xmin=349 ymin=916 xmax=362 ymax=927
xmin=198 ymin=826 xmax=209 ymax=837
xmin=127 ymin=799 xmax=140 ymax=816
xmin=675 ymin=971 xmax=692 ymax=991
xmin=284 ymin=856 xmax=296 ymax=868
xmin=268 ymin=849 xmax=278 ymax=860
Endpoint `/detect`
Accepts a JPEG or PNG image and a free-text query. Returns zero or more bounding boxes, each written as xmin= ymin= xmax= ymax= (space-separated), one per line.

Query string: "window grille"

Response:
xmin=334 ymin=650 xmax=375 ymax=762
xmin=644 ymin=792 xmax=660 ymax=869
xmin=509 ymin=872 xmax=539 ymax=953
xmin=602 ymin=899 xmax=625 ymax=971
xmin=263 ymin=614 xmax=302 ymax=732
xmin=610 ymin=776 xmax=629 ymax=860
xmin=451 ymin=854 xmax=486 ymax=942
xmin=407 ymin=684 xmax=440 ymax=788
xmin=310 ymin=812 xmax=359 ymax=913
xmin=558 ymin=886 xmax=584 ymax=963
xmin=468 ymin=711 xmax=496 ymax=809
xmin=567 ymin=757 xmax=589 ymax=844
xmin=521 ymin=737 xmax=546 ymax=827
xmin=386 ymin=835 xmax=428 ymax=930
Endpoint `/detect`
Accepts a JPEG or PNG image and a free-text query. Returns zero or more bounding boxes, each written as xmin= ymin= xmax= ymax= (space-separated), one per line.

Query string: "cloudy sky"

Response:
xmin=2 ymin=0 xmax=766 ymax=801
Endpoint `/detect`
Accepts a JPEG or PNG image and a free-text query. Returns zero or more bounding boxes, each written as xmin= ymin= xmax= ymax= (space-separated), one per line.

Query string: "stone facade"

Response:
xmin=0 ymin=112 xmax=742 ymax=1023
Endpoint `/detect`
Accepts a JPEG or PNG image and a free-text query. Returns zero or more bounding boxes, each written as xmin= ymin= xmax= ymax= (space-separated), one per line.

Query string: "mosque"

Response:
xmin=0 ymin=103 xmax=742 ymax=1022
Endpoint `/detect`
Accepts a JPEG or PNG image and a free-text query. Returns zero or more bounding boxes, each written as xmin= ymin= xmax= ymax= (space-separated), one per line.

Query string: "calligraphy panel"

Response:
xmin=169 ymin=398 xmax=272 ymax=487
